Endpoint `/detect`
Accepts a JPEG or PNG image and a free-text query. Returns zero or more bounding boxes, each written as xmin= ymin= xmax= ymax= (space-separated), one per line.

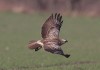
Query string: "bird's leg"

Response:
xmin=35 ymin=47 xmax=42 ymax=51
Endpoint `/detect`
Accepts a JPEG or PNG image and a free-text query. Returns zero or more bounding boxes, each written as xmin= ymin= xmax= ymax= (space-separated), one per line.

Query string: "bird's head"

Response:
xmin=60 ymin=39 xmax=68 ymax=44
xmin=28 ymin=40 xmax=43 ymax=49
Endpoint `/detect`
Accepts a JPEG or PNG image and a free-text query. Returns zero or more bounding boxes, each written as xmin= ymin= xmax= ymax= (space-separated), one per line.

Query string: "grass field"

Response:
xmin=0 ymin=12 xmax=100 ymax=70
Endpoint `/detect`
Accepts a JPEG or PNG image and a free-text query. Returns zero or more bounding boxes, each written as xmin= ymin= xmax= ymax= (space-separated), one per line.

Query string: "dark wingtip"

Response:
xmin=57 ymin=13 xmax=60 ymax=17
xmin=57 ymin=13 xmax=60 ymax=21
xmin=59 ymin=16 xmax=62 ymax=22
xmin=51 ymin=13 xmax=53 ymax=19
xmin=64 ymin=54 xmax=70 ymax=58
xmin=51 ymin=13 xmax=63 ymax=24
xmin=55 ymin=13 xmax=57 ymax=19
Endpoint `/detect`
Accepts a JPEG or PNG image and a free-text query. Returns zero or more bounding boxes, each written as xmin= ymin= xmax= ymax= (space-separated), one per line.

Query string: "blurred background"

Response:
xmin=0 ymin=0 xmax=100 ymax=70
xmin=0 ymin=0 xmax=100 ymax=16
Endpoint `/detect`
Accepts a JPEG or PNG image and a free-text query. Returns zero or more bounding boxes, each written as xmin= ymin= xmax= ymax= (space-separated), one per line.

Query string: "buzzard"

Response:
xmin=28 ymin=13 xmax=70 ymax=58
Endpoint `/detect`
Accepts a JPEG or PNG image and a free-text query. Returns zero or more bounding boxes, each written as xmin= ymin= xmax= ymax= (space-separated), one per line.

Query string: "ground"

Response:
xmin=0 ymin=12 xmax=100 ymax=70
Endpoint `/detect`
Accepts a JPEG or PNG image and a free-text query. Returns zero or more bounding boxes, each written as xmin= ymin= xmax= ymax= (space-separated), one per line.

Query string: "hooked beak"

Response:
xmin=65 ymin=40 xmax=68 ymax=42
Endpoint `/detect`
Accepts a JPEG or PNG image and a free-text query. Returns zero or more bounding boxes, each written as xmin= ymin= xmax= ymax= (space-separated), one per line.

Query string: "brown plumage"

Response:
xmin=42 ymin=13 xmax=63 ymax=39
xmin=28 ymin=13 xmax=70 ymax=58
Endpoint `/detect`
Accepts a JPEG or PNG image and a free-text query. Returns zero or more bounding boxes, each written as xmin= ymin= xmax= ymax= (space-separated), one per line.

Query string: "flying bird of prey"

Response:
xmin=28 ymin=13 xmax=70 ymax=58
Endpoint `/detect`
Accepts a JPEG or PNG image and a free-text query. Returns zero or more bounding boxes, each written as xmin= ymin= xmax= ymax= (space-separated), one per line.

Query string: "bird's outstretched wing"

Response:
xmin=44 ymin=43 xmax=64 ymax=55
xmin=41 ymin=13 xmax=63 ymax=39
xmin=44 ymin=43 xmax=70 ymax=58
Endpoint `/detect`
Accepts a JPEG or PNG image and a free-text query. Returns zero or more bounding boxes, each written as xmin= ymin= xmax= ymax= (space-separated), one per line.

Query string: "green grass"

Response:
xmin=0 ymin=12 xmax=100 ymax=70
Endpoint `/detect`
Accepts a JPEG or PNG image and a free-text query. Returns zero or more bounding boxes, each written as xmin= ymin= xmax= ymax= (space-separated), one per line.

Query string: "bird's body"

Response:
xmin=28 ymin=13 xmax=70 ymax=58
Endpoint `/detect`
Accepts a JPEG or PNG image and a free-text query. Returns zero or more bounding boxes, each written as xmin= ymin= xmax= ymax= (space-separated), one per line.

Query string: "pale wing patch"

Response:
xmin=48 ymin=28 xmax=59 ymax=39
